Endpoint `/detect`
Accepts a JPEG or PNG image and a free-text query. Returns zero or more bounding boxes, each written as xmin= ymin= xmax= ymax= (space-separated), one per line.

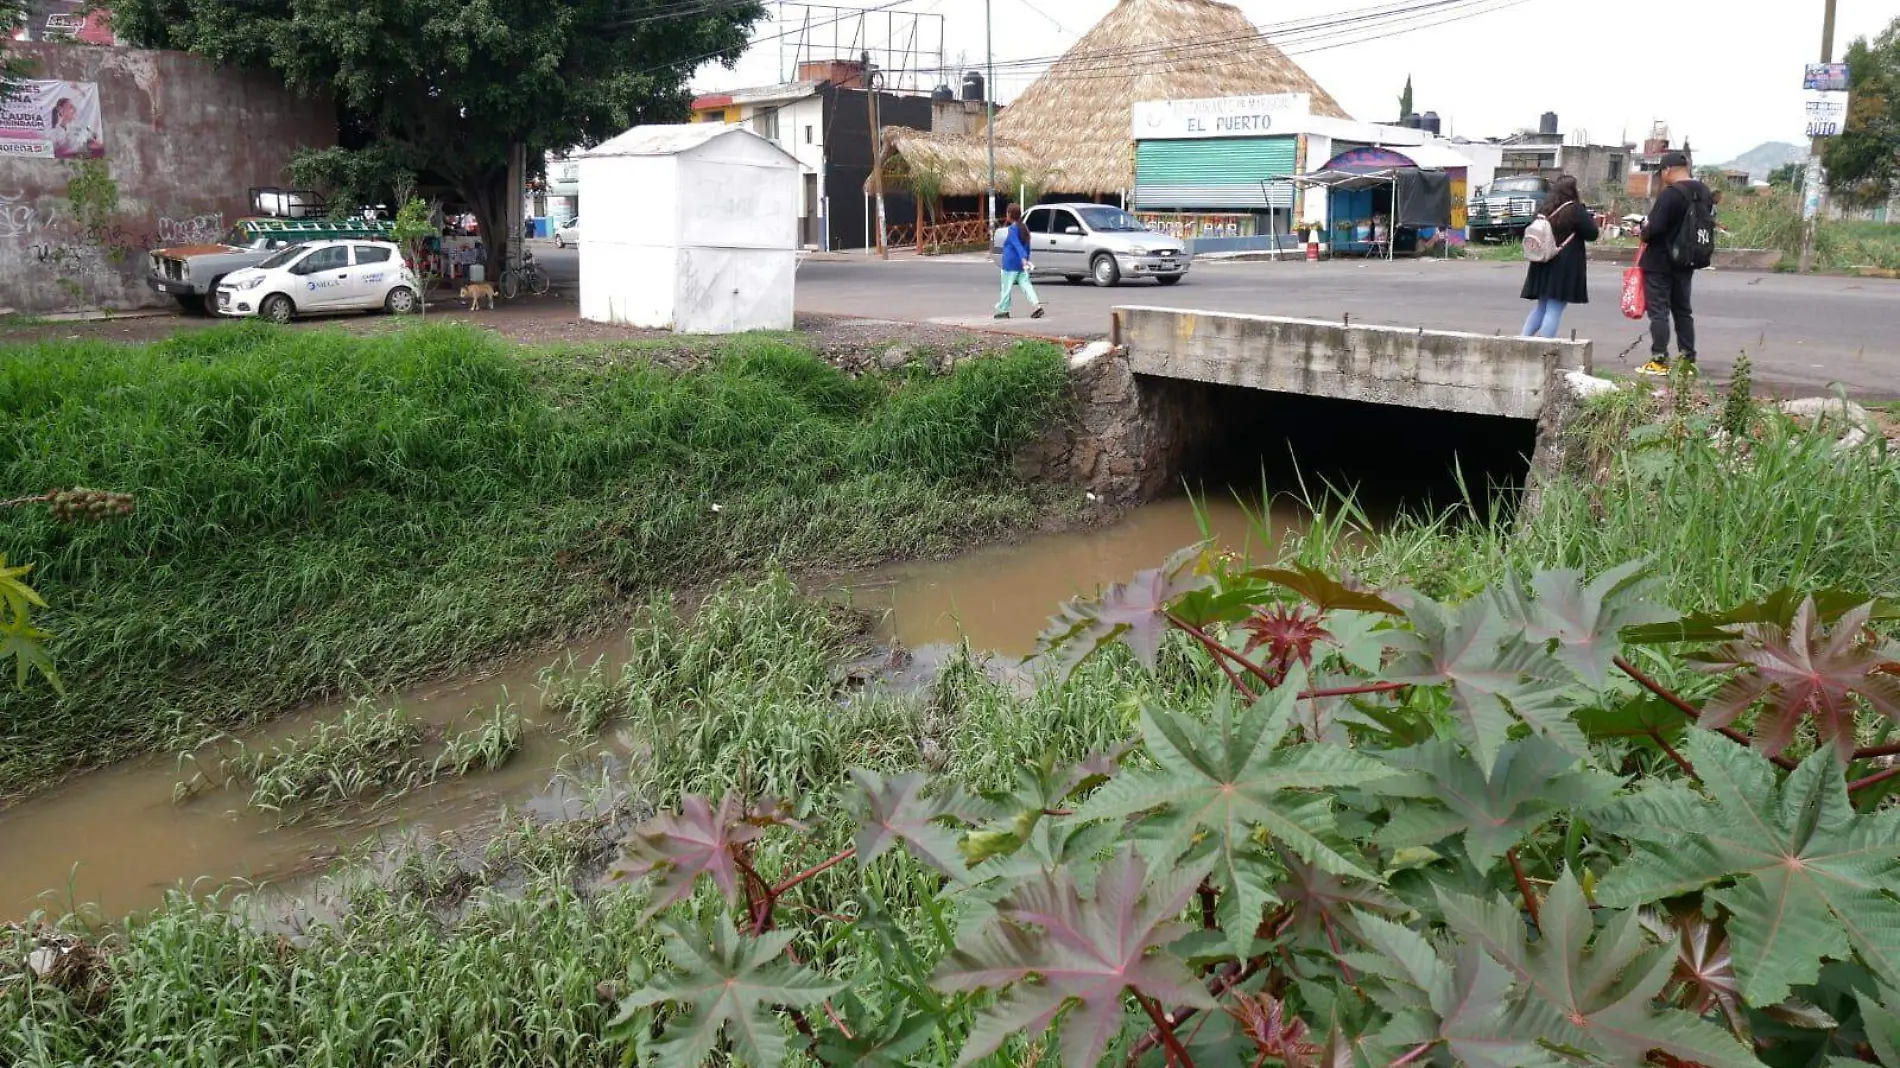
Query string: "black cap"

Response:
xmin=1660 ymin=150 xmax=1690 ymax=169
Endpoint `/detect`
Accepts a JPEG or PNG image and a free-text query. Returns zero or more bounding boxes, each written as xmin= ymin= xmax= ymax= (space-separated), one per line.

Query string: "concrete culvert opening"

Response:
xmin=1139 ymin=377 xmax=1539 ymax=520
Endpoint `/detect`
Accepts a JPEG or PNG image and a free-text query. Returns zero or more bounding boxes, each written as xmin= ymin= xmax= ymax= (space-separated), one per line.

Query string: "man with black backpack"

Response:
xmin=1637 ymin=151 xmax=1716 ymax=376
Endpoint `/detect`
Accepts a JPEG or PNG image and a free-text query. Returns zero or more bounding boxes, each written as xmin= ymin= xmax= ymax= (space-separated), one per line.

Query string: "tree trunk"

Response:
xmin=458 ymin=167 xmax=512 ymax=283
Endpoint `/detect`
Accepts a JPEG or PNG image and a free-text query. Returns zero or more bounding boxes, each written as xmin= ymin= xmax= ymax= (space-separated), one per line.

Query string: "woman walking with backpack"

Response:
xmin=1517 ymin=175 xmax=1597 ymax=338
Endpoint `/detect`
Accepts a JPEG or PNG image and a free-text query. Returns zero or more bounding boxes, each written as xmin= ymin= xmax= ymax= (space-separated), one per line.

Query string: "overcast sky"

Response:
xmin=693 ymin=0 xmax=1899 ymax=163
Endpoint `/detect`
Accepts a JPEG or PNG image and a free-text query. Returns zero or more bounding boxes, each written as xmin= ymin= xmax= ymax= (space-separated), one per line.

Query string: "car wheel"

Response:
xmin=260 ymin=294 xmax=294 ymax=324
xmin=384 ymin=286 xmax=419 ymax=316
xmin=555 ymin=235 xmax=565 ymax=249
xmin=1064 ymin=275 xmax=1085 ymax=285
xmin=1091 ymin=254 xmax=1121 ymax=288
xmin=1156 ymin=275 xmax=1183 ymax=286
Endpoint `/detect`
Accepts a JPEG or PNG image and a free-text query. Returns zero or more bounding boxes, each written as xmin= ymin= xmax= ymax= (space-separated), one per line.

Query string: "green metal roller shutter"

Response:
xmin=1134 ymin=137 xmax=1298 ymax=210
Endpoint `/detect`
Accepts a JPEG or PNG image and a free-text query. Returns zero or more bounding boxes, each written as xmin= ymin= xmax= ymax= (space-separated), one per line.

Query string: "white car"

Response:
xmin=215 ymin=239 xmax=420 ymax=323
xmin=554 ymin=218 xmax=580 ymax=248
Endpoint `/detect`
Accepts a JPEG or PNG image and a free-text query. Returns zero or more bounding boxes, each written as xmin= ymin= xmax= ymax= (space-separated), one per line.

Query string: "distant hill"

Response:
xmin=1714 ymin=142 xmax=1806 ymax=183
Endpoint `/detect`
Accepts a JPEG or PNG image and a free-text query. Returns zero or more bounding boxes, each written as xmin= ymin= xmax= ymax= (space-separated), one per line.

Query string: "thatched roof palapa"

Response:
xmin=873 ymin=0 xmax=1349 ymax=198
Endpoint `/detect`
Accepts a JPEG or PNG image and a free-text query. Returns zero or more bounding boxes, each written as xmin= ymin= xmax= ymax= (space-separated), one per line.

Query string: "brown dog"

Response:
xmin=460 ymin=283 xmax=497 ymax=310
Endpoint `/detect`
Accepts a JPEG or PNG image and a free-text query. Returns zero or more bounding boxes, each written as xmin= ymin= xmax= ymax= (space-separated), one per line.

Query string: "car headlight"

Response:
xmin=236 ymin=276 xmax=266 ymax=290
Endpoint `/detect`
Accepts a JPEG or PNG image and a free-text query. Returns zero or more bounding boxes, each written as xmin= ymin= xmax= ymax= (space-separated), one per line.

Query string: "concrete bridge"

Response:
xmin=1019 ymin=306 xmax=1600 ymax=508
xmin=1109 ymin=305 xmax=1593 ymax=421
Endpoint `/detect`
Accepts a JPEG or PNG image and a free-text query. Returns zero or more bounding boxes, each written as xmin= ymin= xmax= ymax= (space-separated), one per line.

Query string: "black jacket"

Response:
xmin=1640 ymin=179 xmax=1712 ymax=272
xmin=1520 ymin=199 xmax=1599 ymax=304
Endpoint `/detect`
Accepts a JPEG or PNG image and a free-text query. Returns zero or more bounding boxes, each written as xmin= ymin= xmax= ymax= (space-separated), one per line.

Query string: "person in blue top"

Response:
xmin=995 ymin=203 xmax=1045 ymax=320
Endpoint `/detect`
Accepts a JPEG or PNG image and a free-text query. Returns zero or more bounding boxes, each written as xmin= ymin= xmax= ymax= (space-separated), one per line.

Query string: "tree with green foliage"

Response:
xmin=101 ymin=0 xmax=768 ymax=275
xmin=1399 ymin=74 xmax=1415 ymax=121
xmin=1823 ymin=18 xmax=1900 ymax=209
xmin=1767 ymin=161 xmax=1806 ymax=191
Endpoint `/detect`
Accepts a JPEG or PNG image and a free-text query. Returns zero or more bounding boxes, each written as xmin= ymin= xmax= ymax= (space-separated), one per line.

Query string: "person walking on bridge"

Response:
xmin=994 ymin=203 xmax=1045 ymax=320
xmin=1517 ymin=175 xmax=1597 ymax=338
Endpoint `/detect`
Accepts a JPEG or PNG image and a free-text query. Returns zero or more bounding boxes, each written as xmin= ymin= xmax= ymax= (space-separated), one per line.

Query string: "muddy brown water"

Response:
xmin=0 ymin=497 xmax=1302 ymax=921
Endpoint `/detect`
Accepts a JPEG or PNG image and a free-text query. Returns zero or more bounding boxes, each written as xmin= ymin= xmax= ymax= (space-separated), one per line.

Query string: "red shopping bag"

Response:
xmin=1621 ymin=244 xmax=1647 ymax=320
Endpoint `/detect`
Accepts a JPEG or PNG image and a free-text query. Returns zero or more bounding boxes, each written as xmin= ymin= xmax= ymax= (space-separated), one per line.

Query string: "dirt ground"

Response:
xmin=0 ymin=292 xmax=1069 ymax=371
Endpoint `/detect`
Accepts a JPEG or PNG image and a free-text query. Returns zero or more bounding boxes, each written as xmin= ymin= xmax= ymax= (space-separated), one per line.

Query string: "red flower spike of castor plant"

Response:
xmin=1241 ymin=601 xmax=1336 ymax=685
xmin=1692 ymin=597 xmax=1900 ymax=760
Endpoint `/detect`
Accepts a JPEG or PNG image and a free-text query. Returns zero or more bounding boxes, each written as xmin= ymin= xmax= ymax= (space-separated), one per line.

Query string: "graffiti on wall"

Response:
xmin=0 ymin=189 xmax=57 ymax=238
xmin=157 ymin=211 xmax=223 ymax=246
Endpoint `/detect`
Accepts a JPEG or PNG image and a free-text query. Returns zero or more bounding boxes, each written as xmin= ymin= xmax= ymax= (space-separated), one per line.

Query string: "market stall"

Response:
xmin=1279 ymin=145 xmax=1465 ymax=258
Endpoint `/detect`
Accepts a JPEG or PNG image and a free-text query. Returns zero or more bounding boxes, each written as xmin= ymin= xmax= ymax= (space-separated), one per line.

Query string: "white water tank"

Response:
xmin=578 ymin=124 xmax=799 ymax=334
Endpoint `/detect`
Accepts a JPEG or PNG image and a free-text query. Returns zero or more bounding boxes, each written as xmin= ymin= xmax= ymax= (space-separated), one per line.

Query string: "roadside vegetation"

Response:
xmin=0 ymin=321 xmax=1070 ymax=801
xmin=6 ymin=373 xmax=1900 ymax=1066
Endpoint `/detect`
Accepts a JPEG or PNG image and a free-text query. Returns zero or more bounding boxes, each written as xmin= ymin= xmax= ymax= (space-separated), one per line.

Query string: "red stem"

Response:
xmin=1136 ymin=993 xmax=1195 ymax=1068
xmin=1130 ymin=957 xmax=1268 ymax=1061
xmin=1198 ymin=879 xmax=1218 ymax=930
xmin=1508 ymin=848 xmax=1541 ymax=927
xmin=733 ymin=852 xmax=775 ymax=935
xmin=1321 ymin=911 xmax=1357 ymax=985
xmin=1300 ymin=681 xmax=1408 ymax=700
xmin=1167 ymin=612 xmax=1276 ymax=689
xmin=1386 ymin=1041 xmax=1439 ymax=1068
xmin=771 ymin=847 xmax=856 ymax=897
xmin=1647 ymin=726 xmax=1699 ymax=779
xmin=1613 ymin=656 xmax=1797 ymax=770
xmin=1168 ymin=611 xmax=1262 ymax=699
xmin=1851 ymin=740 xmax=1900 ymax=760
xmin=1848 ymin=763 xmax=1900 ymax=796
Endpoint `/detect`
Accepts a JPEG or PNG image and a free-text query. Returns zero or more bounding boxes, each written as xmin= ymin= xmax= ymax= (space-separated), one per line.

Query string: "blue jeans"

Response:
xmin=1522 ymin=298 xmax=1567 ymax=338
xmin=997 ymin=269 xmax=1040 ymax=313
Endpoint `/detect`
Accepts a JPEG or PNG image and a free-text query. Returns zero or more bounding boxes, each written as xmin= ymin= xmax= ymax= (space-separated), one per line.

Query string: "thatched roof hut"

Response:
xmin=873 ymin=0 xmax=1349 ymax=199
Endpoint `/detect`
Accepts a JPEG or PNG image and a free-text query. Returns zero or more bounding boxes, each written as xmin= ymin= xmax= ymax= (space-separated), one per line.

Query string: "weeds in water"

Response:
xmin=541 ymin=655 xmax=617 ymax=736
xmin=432 ymin=700 xmax=527 ymax=778
xmin=229 ymin=700 xmax=427 ymax=820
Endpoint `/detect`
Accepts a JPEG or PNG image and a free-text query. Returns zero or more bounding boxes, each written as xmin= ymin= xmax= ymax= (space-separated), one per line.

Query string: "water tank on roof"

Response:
xmin=1403 ymin=113 xmax=1422 ymax=129
xmin=932 ymin=83 xmax=955 ymax=102
xmin=1540 ymin=111 xmax=1559 ymax=135
xmin=1421 ymin=111 xmax=1441 ymax=135
xmin=961 ymin=70 xmax=985 ymax=102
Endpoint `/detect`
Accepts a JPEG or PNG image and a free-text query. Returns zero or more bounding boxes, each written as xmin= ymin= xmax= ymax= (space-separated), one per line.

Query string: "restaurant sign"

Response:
xmin=1132 ymin=94 xmax=1312 ymax=140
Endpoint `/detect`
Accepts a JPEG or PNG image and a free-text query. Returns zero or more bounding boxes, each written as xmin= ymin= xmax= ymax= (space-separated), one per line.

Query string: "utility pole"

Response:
xmin=865 ymin=52 xmax=887 ymax=259
xmin=985 ymin=0 xmax=996 ymax=229
xmin=1798 ymin=0 xmax=1839 ymax=273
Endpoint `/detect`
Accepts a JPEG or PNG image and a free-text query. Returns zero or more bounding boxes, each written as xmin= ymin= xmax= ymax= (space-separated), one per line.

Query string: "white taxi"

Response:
xmin=215 ymin=239 xmax=420 ymax=323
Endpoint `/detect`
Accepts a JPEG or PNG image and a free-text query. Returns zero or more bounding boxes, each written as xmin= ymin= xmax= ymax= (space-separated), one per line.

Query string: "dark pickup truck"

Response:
xmin=1467 ymin=175 xmax=1551 ymax=243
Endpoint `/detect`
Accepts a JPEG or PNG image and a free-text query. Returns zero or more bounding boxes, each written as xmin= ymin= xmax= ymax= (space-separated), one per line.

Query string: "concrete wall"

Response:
xmin=1113 ymin=306 xmax=1591 ymax=421
xmin=0 ymin=42 xmax=334 ymax=316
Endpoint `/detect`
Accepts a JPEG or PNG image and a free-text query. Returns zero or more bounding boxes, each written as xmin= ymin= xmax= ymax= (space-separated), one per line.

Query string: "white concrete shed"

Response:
xmin=579 ymin=124 xmax=799 ymax=334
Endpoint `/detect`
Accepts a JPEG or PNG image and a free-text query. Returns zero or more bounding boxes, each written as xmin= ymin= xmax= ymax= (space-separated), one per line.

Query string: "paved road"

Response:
xmin=791 ymin=255 xmax=1900 ymax=399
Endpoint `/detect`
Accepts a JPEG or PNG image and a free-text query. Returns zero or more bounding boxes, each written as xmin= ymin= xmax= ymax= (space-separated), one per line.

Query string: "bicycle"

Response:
xmin=497 ymin=249 xmax=550 ymax=299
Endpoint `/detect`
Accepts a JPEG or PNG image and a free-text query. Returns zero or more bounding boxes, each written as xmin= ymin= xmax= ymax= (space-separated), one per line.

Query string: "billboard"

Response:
xmin=0 ymin=79 xmax=105 ymax=159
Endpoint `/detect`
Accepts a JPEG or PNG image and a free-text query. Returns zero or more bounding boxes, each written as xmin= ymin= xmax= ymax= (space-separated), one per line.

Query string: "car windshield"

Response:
xmin=1076 ymin=206 xmax=1148 ymax=232
xmin=255 ymin=245 xmax=307 ymax=270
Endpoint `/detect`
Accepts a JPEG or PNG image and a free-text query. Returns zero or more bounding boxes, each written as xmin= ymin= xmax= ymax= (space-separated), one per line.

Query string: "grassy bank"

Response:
xmin=0 ymin=322 xmax=1070 ymax=800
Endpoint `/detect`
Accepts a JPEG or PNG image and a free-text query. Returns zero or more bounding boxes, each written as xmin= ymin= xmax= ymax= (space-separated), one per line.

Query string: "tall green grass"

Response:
xmin=1284 ymin=390 xmax=1900 ymax=609
xmin=0 ymin=323 xmax=1070 ymax=800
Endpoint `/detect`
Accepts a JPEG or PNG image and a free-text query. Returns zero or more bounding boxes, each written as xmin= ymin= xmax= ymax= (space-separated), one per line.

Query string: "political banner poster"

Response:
xmin=0 ymin=80 xmax=105 ymax=160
